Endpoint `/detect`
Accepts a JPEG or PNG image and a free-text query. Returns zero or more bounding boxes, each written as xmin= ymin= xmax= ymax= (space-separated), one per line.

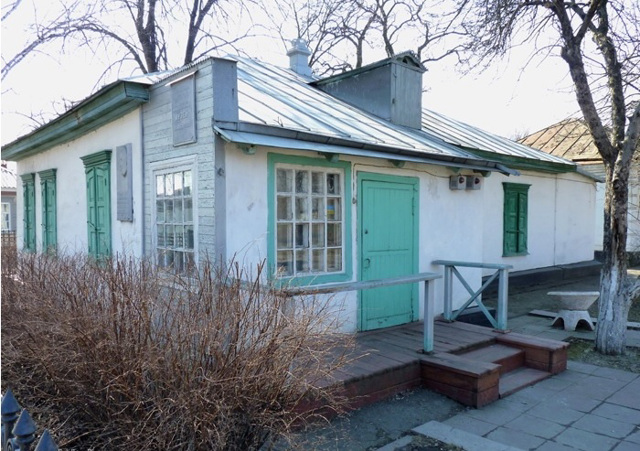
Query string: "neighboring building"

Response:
xmin=1 ymin=161 xmax=17 ymax=232
xmin=520 ymin=119 xmax=640 ymax=257
xmin=2 ymin=46 xmax=597 ymax=332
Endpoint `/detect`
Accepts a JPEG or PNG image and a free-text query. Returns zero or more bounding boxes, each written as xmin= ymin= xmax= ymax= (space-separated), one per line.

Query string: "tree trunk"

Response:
xmin=596 ymin=162 xmax=632 ymax=354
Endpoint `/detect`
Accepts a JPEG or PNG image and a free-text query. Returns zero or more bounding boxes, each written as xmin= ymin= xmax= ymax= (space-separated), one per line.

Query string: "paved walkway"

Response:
xmin=378 ymin=279 xmax=640 ymax=451
xmin=388 ymin=360 xmax=640 ymax=451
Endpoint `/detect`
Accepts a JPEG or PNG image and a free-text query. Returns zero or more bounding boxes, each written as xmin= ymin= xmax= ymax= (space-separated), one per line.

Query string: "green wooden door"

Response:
xmin=86 ymin=164 xmax=111 ymax=257
xmin=359 ymin=173 xmax=418 ymax=331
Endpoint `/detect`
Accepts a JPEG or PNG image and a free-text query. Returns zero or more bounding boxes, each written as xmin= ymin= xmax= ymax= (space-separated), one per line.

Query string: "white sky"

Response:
xmin=1 ymin=1 xmax=582 ymax=147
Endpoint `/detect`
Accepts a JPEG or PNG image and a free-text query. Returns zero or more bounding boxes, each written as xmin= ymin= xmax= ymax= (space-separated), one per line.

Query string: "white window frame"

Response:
xmin=1 ymin=202 xmax=10 ymax=231
xmin=274 ymin=162 xmax=346 ymax=278
xmin=150 ymin=155 xmax=198 ymax=272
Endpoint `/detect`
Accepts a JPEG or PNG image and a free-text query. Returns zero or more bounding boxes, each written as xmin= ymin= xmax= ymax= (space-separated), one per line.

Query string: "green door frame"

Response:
xmin=357 ymin=171 xmax=419 ymax=331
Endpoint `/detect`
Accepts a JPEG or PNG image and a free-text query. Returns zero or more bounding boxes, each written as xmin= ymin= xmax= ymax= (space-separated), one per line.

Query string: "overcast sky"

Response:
xmin=1 ymin=1 xmax=581 ymax=147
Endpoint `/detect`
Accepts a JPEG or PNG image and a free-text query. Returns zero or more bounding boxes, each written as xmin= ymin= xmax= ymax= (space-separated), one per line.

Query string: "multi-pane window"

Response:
xmin=155 ymin=170 xmax=195 ymax=272
xmin=1 ymin=203 xmax=10 ymax=231
xmin=275 ymin=166 xmax=344 ymax=277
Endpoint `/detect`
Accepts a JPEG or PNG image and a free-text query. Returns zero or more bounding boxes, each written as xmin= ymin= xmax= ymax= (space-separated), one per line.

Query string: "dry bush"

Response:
xmin=1 ymin=251 xmax=354 ymax=450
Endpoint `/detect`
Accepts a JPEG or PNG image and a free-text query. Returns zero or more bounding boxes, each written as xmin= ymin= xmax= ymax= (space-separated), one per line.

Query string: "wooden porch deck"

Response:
xmin=315 ymin=319 xmax=568 ymax=411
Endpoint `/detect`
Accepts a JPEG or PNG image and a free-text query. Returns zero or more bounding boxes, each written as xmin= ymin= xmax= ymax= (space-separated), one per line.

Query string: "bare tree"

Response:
xmin=1 ymin=0 xmax=247 ymax=81
xmin=258 ymin=0 xmax=466 ymax=76
xmin=459 ymin=0 xmax=640 ymax=355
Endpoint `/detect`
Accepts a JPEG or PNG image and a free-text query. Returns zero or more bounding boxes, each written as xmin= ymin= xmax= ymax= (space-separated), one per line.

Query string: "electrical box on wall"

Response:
xmin=449 ymin=175 xmax=466 ymax=190
xmin=466 ymin=175 xmax=482 ymax=190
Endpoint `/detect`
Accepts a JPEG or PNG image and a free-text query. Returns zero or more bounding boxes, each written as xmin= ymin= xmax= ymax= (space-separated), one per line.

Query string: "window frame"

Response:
xmin=1 ymin=202 xmax=11 ymax=231
xmin=502 ymin=182 xmax=530 ymax=257
xmin=20 ymin=173 xmax=36 ymax=251
xmin=267 ymin=153 xmax=352 ymax=286
xmin=150 ymin=155 xmax=198 ymax=273
xmin=39 ymin=169 xmax=57 ymax=253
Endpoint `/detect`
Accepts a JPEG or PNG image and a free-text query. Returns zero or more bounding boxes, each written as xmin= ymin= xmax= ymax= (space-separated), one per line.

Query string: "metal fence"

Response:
xmin=1 ymin=389 xmax=58 ymax=451
xmin=1 ymin=231 xmax=16 ymax=249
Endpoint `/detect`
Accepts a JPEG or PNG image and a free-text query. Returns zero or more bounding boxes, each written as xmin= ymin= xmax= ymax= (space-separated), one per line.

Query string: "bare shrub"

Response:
xmin=1 ymin=252 xmax=353 ymax=450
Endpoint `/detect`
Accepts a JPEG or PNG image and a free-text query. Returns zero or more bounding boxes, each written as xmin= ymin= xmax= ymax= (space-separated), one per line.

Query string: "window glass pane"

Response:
xmin=157 ymin=249 xmax=167 ymax=267
xmin=296 ymin=249 xmax=309 ymax=272
xmin=175 ymin=225 xmax=184 ymax=247
xmin=277 ymin=223 xmax=293 ymax=248
xmin=174 ymin=251 xmax=184 ymax=272
xmin=165 ymin=200 xmax=174 ymax=222
xmin=295 ymin=196 xmax=308 ymax=220
xmin=165 ymin=250 xmax=174 ymax=267
xmin=165 ymin=173 xmax=174 ymax=197
xmin=327 ymin=223 xmax=342 ymax=247
xmin=277 ymin=251 xmax=293 ymax=276
xmin=295 ymin=224 xmax=309 ymax=248
xmin=156 ymin=175 xmax=165 ymax=196
xmin=166 ymin=225 xmax=174 ymax=247
xmin=157 ymin=225 xmax=165 ymax=247
xmin=327 ymin=248 xmax=342 ymax=272
xmin=326 ymin=197 xmax=341 ymax=221
xmin=312 ymin=250 xmax=325 ymax=271
xmin=312 ymin=198 xmax=324 ymax=220
xmin=156 ymin=200 xmax=165 ymax=222
xmin=312 ymin=224 xmax=325 ymax=247
xmin=183 ymin=171 xmax=192 ymax=196
xmin=185 ymin=225 xmax=194 ymax=249
xmin=174 ymin=172 xmax=183 ymax=196
xmin=277 ymin=196 xmax=292 ymax=220
xmin=184 ymin=198 xmax=193 ymax=222
xmin=312 ymin=172 xmax=324 ymax=194
xmin=327 ymin=173 xmax=340 ymax=195
xmin=295 ymin=170 xmax=309 ymax=193
xmin=277 ymin=169 xmax=292 ymax=193
xmin=174 ymin=199 xmax=183 ymax=223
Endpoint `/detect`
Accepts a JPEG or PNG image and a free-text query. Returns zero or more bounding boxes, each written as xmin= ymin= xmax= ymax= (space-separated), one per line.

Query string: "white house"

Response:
xmin=521 ymin=119 xmax=640 ymax=260
xmin=2 ymin=46 xmax=596 ymax=332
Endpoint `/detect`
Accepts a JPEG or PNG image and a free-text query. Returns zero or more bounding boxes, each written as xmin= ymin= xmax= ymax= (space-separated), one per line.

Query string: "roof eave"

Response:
xmin=463 ymin=147 xmax=577 ymax=174
xmin=1 ymin=81 xmax=150 ymax=161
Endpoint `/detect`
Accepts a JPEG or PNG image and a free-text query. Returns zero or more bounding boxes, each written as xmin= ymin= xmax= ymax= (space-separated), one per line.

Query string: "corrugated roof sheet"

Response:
xmin=1 ymin=164 xmax=17 ymax=190
xmin=234 ymin=56 xmax=485 ymax=161
xmin=421 ymin=109 xmax=572 ymax=165
xmin=230 ymin=56 xmax=573 ymax=171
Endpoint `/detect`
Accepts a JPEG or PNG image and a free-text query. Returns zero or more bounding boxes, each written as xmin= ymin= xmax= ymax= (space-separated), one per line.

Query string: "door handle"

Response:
xmin=364 ymin=258 xmax=371 ymax=269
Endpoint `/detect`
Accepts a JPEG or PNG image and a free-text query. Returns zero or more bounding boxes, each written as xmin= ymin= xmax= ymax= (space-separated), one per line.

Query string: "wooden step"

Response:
xmin=499 ymin=367 xmax=551 ymax=397
xmin=458 ymin=344 xmax=525 ymax=375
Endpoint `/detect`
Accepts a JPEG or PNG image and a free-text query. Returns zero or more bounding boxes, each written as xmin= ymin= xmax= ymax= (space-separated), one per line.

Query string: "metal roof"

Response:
xmin=421 ymin=109 xmax=573 ymax=166
xmin=1 ymin=164 xmax=17 ymax=190
xmin=227 ymin=56 xmax=573 ymax=174
xmin=230 ymin=57 xmax=524 ymax=174
xmin=519 ymin=119 xmax=601 ymax=161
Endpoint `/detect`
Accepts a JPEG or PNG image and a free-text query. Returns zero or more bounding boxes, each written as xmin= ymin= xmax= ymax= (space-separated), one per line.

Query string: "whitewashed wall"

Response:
xmin=481 ymin=170 xmax=595 ymax=274
xmin=15 ymin=110 xmax=143 ymax=256
xmin=221 ymin=144 xmax=596 ymax=332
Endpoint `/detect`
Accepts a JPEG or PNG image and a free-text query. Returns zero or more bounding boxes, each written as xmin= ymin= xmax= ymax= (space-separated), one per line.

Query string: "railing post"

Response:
xmin=443 ymin=265 xmax=453 ymax=321
xmin=423 ymin=279 xmax=434 ymax=353
xmin=2 ymin=389 xmax=21 ymax=451
xmin=497 ymin=268 xmax=509 ymax=331
xmin=13 ymin=409 xmax=37 ymax=451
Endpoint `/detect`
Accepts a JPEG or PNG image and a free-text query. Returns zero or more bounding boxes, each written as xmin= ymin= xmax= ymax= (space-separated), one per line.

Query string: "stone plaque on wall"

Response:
xmin=116 ymin=144 xmax=134 ymax=222
xmin=171 ymin=74 xmax=196 ymax=146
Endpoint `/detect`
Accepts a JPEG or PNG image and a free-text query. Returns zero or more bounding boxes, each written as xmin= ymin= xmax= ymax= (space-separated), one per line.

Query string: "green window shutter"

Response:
xmin=39 ymin=169 xmax=57 ymax=253
xmin=21 ymin=173 xmax=36 ymax=251
xmin=503 ymin=183 xmax=530 ymax=257
xmin=82 ymin=151 xmax=111 ymax=258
